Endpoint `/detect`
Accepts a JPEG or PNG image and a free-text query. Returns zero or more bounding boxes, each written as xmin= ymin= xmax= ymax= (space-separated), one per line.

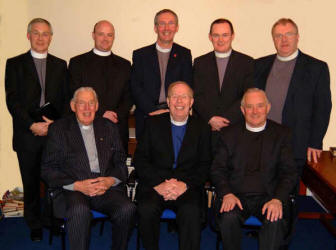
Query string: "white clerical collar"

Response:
xmin=156 ymin=43 xmax=172 ymax=53
xmin=77 ymin=119 xmax=93 ymax=130
xmin=277 ymin=50 xmax=299 ymax=62
xmin=245 ymin=122 xmax=266 ymax=132
xmin=215 ymin=49 xmax=232 ymax=58
xmin=170 ymin=115 xmax=188 ymax=126
xmin=31 ymin=49 xmax=47 ymax=59
xmin=93 ymin=48 xmax=111 ymax=56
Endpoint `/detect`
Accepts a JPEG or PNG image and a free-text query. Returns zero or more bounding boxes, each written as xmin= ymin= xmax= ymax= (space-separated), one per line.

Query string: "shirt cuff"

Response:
xmin=112 ymin=177 xmax=121 ymax=186
xmin=63 ymin=183 xmax=74 ymax=191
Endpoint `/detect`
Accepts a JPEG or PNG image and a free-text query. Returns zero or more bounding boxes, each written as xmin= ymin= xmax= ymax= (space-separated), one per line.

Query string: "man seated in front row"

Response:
xmin=211 ymin=88 xmax=298 ymax=250
xmin=41 ymin=87 xmax=136 ymax=250
xmin=134 ymin=81 xmax=212 ymax=250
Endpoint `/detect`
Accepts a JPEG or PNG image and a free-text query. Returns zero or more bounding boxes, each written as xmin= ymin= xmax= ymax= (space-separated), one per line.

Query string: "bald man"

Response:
xmin=69 ymin=20 xmax=132 ymax=152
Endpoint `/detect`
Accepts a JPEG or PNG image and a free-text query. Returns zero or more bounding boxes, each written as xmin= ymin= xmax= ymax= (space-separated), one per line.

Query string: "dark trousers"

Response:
xmin=65 ymin=189 xmax=136 ymax=250
xmin=17 ymin=150 xmax=43 ymax=230
xmin=137 ymin=188 xmax=202 ymax=250
xmin=216 ymin=194 xmax=289 ymax=250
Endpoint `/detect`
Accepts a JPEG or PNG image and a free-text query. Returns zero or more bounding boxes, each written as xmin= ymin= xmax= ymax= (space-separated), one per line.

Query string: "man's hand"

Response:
xmin=103 ymin=111 xmax=118 ymax=123
xmin=74 ymin=177 xmax=115 ymax=197
xmin=209 ymin=116 xmax=230 ymax=131
xmin=163 ymin=179 xmax=187 ymax=201
xmin=149 ymin=109 xmax=169 ymax=116
xmin=30 ymin=116 xmax=53 ymax=136
xmin=307 ymin=147 xmax=322 ymax=163
xmin=220 ymin=193 xmax=243 ymax=213
xmin=262 ymin=199 xmax=282 ymax=222
xmin=74 ymin=178 xmax=102 ymax=196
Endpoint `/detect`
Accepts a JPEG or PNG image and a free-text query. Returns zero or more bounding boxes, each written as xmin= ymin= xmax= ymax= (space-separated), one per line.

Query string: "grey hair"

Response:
xmin=71 ymin=87 xmax=98 ymax=103
xmin=154 ymin=9 xmax=178 ymax=26
xmin=27 ymin=18 xmax=53 ymax=34
xmin=241 ymin=88 xmax=269 ymax=107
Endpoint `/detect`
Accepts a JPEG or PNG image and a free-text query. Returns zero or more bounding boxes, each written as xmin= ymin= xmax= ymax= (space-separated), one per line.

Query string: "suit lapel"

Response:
xmin=45 ymin=54 xmax=54 ymax=101
xmin=68 ymin=116 xmax=92 ymax=174
xmin=93 ymin=119 xmax=108 ymax=175
xmin=25 ymin=51 xmax=41 ymax=89
xmin=260 ymin=121 xmax=276 ymax=173
xmin=151 ymin=44 xmax=161 ymax=84
xmin=208 ymin=52 xmax=221 ymax=94
xmin=261 ymin=55 xmax=277 ymax=89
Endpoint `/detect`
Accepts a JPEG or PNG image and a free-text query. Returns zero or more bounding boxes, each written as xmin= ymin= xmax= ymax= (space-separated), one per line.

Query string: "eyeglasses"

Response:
xmin=76 ymin=101 xmax=97 ymax=109
xmin=156 ymin=21 xmax=176 ymax=28
xmin=169 ymin=94 xmax=191 ymax=101
xmin=30 ymin=31 xmax=51 ymax=38
xmin=211 ymin=33 xmax=232 ymax=39
xmin=273 ymin=32 xmax=297 ymax=40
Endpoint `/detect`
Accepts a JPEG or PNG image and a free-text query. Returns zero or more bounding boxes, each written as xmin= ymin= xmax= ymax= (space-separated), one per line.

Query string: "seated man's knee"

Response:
xmin=66 ymin=202 xmax=91 ymax=220
xmin=217 ymin=209 xmax=241 ymax=227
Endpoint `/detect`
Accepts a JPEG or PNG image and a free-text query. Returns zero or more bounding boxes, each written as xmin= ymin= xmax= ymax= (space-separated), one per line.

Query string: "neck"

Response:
xmin=215 ymin=49 xmax=232 ymax=58
xmin=156 ymin=40 xmax=173 ymax=49
xmin=30 ymin=49 xmax=47 ymax=59
xmin=245 ymin=121 xmax=266 ymax=132
xmin=277 ymin=49 xmax=299 ymax=61
xmin=170 ymin=115 xmax=188 ymax=126
xmin=93 ymin=48 xmax=111 ymax=56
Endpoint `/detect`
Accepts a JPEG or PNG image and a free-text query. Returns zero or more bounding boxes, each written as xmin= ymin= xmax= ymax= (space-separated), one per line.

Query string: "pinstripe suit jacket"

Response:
xmin=41 ymin=115 xmax=127 ymax=191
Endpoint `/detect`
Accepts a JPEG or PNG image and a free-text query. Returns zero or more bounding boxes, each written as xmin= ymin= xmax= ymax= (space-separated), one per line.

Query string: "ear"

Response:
xmin=190 ymin=98 xmax=194 ymax=108
xmin=95 ymin=102 xmax=99 ymax=111
xmin=266 ymin=103 xmax=271 ymax=114
xmin=27 ymin=32 xmax=31 ymax=41
xmin=70 ymin=101 xmax=76 ymax=112
xmin=231 ymin=33 xmax=235 ymax=41
xmin=240 ymin=106 xmax=245 ymax=115
xmin=208 ymin=33 xmax=212 ymax=42
xmin=154 ymin=25 xmax=158 ymax=34
xmin=175 ymin=24 xmax=179 ymax=33
xmin=166 ymin=97 xmax=170 ymax=107
xmin=91 ymin=32 xmax=95 ymax=41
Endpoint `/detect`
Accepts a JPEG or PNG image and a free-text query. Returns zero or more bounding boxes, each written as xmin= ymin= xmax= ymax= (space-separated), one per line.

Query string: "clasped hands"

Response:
xmin=154 ymin=178 xmax=187 ymax=201
xmin=220 ymin=193 xmax=283 ymax=222
xmin=74 ymin=177 xmax=115 ymax=197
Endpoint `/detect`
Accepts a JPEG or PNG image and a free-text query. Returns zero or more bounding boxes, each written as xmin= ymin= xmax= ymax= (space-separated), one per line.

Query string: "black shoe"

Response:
xmin=30 ymin=228 xmax=43 ymax=242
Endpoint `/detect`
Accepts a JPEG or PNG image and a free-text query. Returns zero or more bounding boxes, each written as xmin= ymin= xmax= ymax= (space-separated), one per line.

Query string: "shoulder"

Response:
xmin=298 ymin=51 xmax=328 ymax=68
xmin=255 ymin=54 xmax=276 ymax=64
xmin=47 ymin=53 xmax=66 ymax=65
xmin=231 ymin=50 xmax=254 ymax=62
xmin=111 ymin=53 xmax=131 ymax=67
xmin=49 ymin=115 xmax=75 ymax=133
xmin=194 ymin=51 xmax=213 ymax=64
xmin=6 ymin=51 xmax=30 ymax=65
xmin=133 ymin=44 xmax=155 ymax=56
xmin=266 ymin=119 xmax=291 ymax=136
xmin=69 ymin=51 xmax=92 ymax=63
xmin=172 ymin=43 xmax=191 ymax=55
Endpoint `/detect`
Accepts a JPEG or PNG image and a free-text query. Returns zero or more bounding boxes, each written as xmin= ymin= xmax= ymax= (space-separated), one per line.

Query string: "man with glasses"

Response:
xmin=254 ymin=18 xmax=331 ymax=176
xmin=5 ymin=18 xmax=68 ymax=241
xmin=131 ymin=9 xmax=192 ymax=139
xmin=193 ymin=19 xmax=254 ymax=151
xmin=41 ymin=87 xmax=136 ymax=250
xmin=69 ymin=20 xmax=132 ymax=152
xmin=134 ymin=82 xmax=211 ymax=250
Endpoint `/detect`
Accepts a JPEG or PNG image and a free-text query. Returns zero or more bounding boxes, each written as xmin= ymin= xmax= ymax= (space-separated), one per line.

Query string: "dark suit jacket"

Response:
xmin=134 ymin=113 xmax=212 ymax=192
xmin=41 ymin=115 xmax=127 ymax=190
xmin=68 ymin=50 xmax=132 ymax=120
xmin=254 ymin=51 xmax=332 ymax=160
xmin=193 ymin=50 xmax=254 ymax=125
xmin=130 ymin=43 xmax=192 ymax=137
xmin=5 ymin=51 xmax=68 ymax=152
xmin=210 ymin=120 xmax=297 ymax=202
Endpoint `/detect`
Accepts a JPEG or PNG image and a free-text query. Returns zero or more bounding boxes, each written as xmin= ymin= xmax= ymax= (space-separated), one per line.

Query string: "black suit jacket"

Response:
xmin=193 ymin=50 xmax=254 ymax=124
xmin=41 ymin=115 xmax=127 ymax=190
xmin=68 ymin=50 xmax=132 ymax=120
xmin=134 ymin=113 xmax=212 ymax=192
xmin=254 ymin=51 xmax=332 ymax=160
xmin=211 ymin=120 xmax=297 ymax=202
xmin=130 ymin=43 xmax=192 ymax=137
xmin=5 ymin=51 xmax=68 ymax=152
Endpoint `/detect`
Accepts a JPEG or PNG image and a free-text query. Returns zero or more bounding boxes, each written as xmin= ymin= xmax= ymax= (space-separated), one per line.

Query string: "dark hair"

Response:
xmin=209 ymin=18 xmax=234 ymax=34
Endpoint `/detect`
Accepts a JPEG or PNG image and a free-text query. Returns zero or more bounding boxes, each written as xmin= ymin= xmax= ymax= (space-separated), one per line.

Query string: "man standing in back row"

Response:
xmin=69 ymin=20 xmax=132 ymax=152
xmin=131 ymin=9 xmax=192 ymax=139
xmin=5 ymin=18 xmax=68 ymax=241
xmin=193 ymin=19 xmax=254 ymax=151
xmin=254 ymin=18 xmax=331 ymax=175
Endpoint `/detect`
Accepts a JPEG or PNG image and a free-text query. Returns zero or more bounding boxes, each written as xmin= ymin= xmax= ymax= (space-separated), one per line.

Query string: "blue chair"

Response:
xmin=136 ymin=209 xmax=176 ymax=250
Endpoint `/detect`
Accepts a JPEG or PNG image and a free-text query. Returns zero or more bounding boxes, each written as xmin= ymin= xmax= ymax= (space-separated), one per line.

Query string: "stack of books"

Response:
xmin=0 ymin=188 xmax=24 ymax=218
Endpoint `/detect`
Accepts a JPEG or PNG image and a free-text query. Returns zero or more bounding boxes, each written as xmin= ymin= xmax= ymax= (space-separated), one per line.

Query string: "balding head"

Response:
xmin=92 ymin=20 xmax=115 ymax=52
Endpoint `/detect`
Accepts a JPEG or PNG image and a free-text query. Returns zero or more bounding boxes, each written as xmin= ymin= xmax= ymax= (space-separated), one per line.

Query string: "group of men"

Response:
xmin=5 ymin=8 xmax=331 ymax=250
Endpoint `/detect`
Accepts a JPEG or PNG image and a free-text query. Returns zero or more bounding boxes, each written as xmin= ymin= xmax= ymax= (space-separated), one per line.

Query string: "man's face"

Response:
xmin=71 ymin=90 xmax=99 ymax=126
xmin=241 ymin=91 xmax=270 ymax=128
xmin=154 ymin=12 xmax=179 ymax=47
xmin=167 ymin=84 xmax=194 ymax=122
xmin=272 ymin=23 xmax=299 ymax=57
xmin=209 ymin=23 xmax=234 ymax=53
xmin=92 ymin=21 xmax=114 ymax=52
xmin=27 ymin=22 xmax=52 ymax=53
